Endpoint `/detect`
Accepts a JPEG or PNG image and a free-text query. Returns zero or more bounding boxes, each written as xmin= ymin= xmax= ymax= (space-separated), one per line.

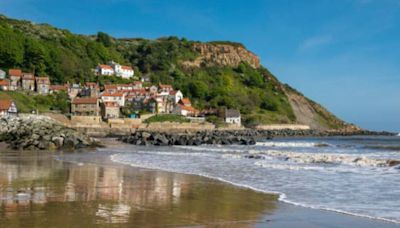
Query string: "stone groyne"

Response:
xmin=0 ymin=115 xmax=97 ymax=150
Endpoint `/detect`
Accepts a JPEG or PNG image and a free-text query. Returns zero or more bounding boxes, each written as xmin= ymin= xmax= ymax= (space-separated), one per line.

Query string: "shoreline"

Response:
xmin=106 ymin=138 xmax=399 ymax=226
xmin=110 ymin=151 xmax=400 ymax=226
xmin=0 ymin=139 xmax=398 ymax=227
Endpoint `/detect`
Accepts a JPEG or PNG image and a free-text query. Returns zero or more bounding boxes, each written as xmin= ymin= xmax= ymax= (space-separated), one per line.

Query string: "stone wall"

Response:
xmin=255 ymin=124 xmax=311 ymax=130
xmin=71 ymin=116 xmax=102 ymax=125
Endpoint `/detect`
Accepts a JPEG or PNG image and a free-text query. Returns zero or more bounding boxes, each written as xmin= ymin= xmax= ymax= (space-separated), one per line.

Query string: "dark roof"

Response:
xmin=225 ymin=109 xmax=240 ymax=118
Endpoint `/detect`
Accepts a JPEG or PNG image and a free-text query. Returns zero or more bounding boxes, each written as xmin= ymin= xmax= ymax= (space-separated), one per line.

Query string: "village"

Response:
xmin=0 ymin=61 xmax=241 ymax=129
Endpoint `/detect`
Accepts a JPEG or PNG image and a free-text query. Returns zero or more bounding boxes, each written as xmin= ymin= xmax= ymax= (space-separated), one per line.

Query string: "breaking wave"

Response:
xmin=256 ymin=141 xmax=331 ymax=148
xmin=248 ymin=150 xmax=400 ymax=167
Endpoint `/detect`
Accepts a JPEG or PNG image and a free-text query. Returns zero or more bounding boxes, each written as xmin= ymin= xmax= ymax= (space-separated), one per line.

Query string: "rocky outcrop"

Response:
xmin=0 ymin=115 xmax=97 ymax=150
xmin=182 ymin=43 xmax=260 ymax=69
xmin=120 ymin=129 xmax=396 ymax=147
xmin=120 ymin=130 xmax=260 ymax=146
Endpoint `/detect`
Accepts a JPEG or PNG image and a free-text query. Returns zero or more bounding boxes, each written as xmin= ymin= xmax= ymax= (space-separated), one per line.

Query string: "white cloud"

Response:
xmin=298 ymin=35 xmax=333 ymax=52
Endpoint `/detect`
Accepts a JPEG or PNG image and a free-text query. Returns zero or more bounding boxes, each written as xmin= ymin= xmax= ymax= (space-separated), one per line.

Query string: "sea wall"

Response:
xmin=255 ymin=124 xmax=311 ymax=130
xmin=138 ymin=122 xmax=215 ymax=132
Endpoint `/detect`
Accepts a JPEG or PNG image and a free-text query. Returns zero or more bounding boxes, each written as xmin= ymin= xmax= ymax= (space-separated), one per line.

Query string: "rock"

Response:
xmin=52 ymin=136 xmax=64 ymax=147
xmin=0 ymin=115 xmax=95 ymax=151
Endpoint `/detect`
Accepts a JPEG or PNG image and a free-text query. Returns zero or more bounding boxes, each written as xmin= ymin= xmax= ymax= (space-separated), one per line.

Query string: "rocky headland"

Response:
xmin=0 ymin=115 xmax=97 ymax=150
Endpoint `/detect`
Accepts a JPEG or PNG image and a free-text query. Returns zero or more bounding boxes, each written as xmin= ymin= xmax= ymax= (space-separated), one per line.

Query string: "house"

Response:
xmin=0 ymin=69 xmax=5 ymax=79
xmin=96 ymin=64 xmax=114 ymax=76
xmin=116 ymin=84 xmax=133 ymax=91
xmin=81 ymin=82 xmax=99 ymax=97
xmin=8 ymin=69 xmax=22 ymax=91
xmin=133 ymin=81 xmax=143 ymax=89
xmin=21 ymin=73 xmax=35 ymax=91
xmin=68 ymin=84 xmax=81 ymax=99
xmin=179 ymin=98 xmax=192 ymax=107
xmin=0 ymin=99 xmax=18 ymax=116
xmin=108 ymin=61 xmax=134 ymax=79
xmin=101 ymin=92 xmax=125 ymax=107
xmin=225 ymin=109 xmax=241 ymax=126
xmin=149 ymin=85 xmax=158 ymax=94
xmin=71 ymin=97 xmax=99 ymax=116
xmin=104 ymin=84 xmax=118 ymax=94
xmin=35 ymin=77 xmax=50 ymax=94
xmin=172 ymin=104 xmax=198 ymax=117
xmin=141 ymin=75 xmax=151 ymax=83
xmin=0 ymin=79 xmax=10 ymax=91
xmin=169 ymin=90 xmax=183 ymax=104
xmin=159 ymin=84 xmax=174 ymax=95
xmin=101 ymin=101 xmax=120 ymax=119
xmin=142 ymin=97 xmax=158 ymax=113
xmin=50 ymin=84 xmax=68 ymax=94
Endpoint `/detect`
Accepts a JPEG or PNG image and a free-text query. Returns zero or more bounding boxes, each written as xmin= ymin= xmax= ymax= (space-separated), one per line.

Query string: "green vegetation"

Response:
xmin=0 ymin=91 xmax=69 ymax=113
xmin=143 ymin=114 xmax=190 ymax=124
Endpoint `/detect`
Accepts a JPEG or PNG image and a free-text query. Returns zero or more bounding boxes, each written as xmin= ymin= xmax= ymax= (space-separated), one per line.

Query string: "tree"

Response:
xmin=188 ymin=81 xmax=208 ymax=99
xmin=23 ymin=38 xmax=47 ymax=75
xmin=96 ymin=32 xmax=113 ymax=47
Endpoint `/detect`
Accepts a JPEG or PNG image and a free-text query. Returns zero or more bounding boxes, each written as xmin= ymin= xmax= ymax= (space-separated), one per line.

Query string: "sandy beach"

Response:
xmin=0 ymin=143 xmax=397 ymax=227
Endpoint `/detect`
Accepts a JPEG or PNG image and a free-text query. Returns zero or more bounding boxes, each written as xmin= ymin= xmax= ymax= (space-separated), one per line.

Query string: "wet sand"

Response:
xmin=0 ymin=147 xmax=398 ymax=227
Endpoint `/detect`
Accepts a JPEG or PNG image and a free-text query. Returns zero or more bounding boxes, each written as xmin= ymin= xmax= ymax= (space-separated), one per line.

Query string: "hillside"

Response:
xmin=0 ymin=15 xmax=348 ymax=129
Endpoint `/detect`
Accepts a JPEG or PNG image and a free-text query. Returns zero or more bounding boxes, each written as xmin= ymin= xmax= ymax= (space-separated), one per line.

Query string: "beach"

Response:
xmin=0 ymin=140 xmax=398 ymax=227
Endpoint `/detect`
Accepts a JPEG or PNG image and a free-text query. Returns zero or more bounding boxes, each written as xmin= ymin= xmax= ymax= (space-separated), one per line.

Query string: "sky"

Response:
xmin=0 ymin=0 xmax=399 ymax=132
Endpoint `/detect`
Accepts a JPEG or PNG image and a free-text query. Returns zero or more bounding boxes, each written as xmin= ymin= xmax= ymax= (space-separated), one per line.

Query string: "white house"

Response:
xmin=97 ymin=64 xmax=114 ymax=76
xmin=0 ymin=79 xmax=9 ymax=91
xmin=169 ymin=90 xmax=183 ymax=104
xmin=0 ymin=99 xmax=18 ymax=116
xmin=225 ymin=109 xmax=241 ymax=126
xmin=108 ymin=61 xmax=134 ymax=79
xmin=101 ymin=92 xmax=125 ymax=107
xmin=0 ymin=69 xmax=5 ymax=79
xmin=172 ymin=104 xmax=197 ymax=117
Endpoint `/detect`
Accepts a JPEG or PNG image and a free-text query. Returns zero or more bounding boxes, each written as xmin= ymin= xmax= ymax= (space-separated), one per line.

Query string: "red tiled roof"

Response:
xmin=0 ymin=79 xmax=9 ymax=86
xmin=102 ymin=92 xmax=124 ymax=97
xmin=22 ymin=73 xmax=34 ymax=80
xmin=104 ymin=84 xmax=117 ymax=90
xmin=169 ymin=90 xmax=178 ymax=95
xmin=180 ymin=98 xmax=191 ymax=105
xmin=121 ymin=65 xmax=133 ymax=71
xmin=36 ymin=77 xmax=50 ymax=84
xmin=85 ymin=82 xmax=98 ymax=87
xmin=99 ymin=64 xmax=113 ymax=70
xmin=177 ymin=104 xmax=197 ymax=112
xmin=8 ymin=69 xmax=22 ymax=77
xmin=50 ymin=85 xmax=68 ymax=90
xmin=159 ymin=84 xmax=173 ymax=89
xmin=72 ymin=97 xmax=98 ymax=104
xmin=0 ymin=99 xmax=12 ymax=111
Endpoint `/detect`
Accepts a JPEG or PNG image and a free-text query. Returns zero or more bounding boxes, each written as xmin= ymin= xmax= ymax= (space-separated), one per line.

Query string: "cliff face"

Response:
xmin=283 ymin=85 xmax=348 ymax=130
xmin=182 ymin=43 xmax=260 ymax=68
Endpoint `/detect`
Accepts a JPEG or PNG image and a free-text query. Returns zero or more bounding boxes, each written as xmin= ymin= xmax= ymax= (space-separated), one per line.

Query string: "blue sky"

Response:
xmin=1 ymin=0 xmax=399 ymax=132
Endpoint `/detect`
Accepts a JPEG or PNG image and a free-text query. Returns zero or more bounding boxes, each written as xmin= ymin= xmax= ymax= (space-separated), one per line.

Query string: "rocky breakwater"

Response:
xmin=0 ymin=115 xmax=96 ymax=150
xmin=120 ymin=130 xmax=261 ymax=146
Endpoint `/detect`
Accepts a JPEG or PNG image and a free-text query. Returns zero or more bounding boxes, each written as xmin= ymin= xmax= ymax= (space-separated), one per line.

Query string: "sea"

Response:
xmin=108 ymin=135 xmax=400 ymax=223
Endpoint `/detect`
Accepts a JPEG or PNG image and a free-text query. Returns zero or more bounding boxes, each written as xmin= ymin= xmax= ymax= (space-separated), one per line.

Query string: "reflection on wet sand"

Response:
xmin=0 ymin=151 xmax=278 ymax=227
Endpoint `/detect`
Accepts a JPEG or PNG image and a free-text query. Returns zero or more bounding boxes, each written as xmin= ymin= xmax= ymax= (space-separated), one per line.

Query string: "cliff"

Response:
xmin=182 ymin=43 xmax=260 ymax=68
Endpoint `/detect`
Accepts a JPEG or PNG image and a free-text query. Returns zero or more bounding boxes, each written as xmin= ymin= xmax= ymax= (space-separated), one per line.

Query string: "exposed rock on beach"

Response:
xmin=0 ymin=115 xmax=97 ymax=150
